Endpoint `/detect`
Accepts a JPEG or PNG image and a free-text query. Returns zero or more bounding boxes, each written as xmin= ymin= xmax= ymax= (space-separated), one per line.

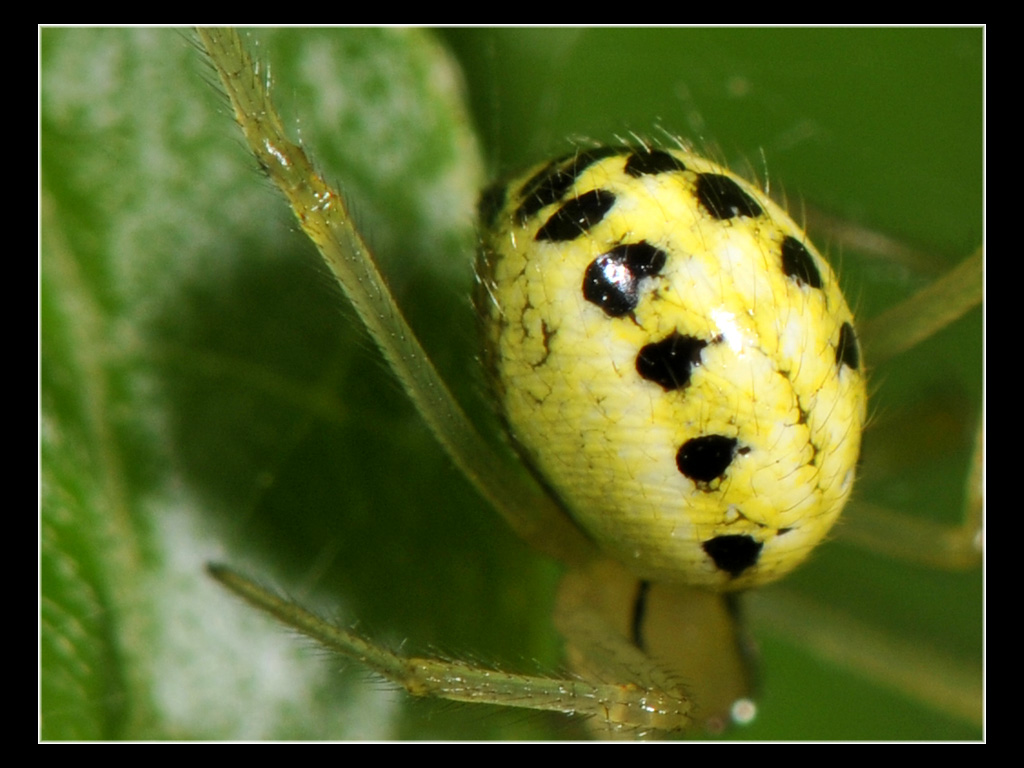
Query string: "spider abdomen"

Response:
xmin=478 ymin=146 xmax=867 ymax=590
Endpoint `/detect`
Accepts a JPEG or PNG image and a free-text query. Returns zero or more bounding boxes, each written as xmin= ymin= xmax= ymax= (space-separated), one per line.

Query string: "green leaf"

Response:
xmin=42 ymin=27 xmax=556 ymax=741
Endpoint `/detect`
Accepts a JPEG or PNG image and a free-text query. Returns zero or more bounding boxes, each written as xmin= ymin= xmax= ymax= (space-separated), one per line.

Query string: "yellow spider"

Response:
xmin=40 ymin=28 xmax=981 ymax=740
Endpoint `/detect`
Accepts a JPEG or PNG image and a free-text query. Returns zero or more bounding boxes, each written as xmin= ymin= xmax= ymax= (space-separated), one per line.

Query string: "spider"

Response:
xmin=38 ymin=28 xmax=981 ymax=741
xmin=186 ymin=27 xmax=983 ymax=741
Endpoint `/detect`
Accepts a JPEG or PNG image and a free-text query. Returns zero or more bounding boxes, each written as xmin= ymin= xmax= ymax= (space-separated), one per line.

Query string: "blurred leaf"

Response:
xmin=41 ymin=27 xmax=555 ymax=741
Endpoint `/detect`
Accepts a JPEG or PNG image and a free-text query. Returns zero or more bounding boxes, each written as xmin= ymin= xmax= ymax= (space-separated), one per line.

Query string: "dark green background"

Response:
xmin=41 ymin=28 xmax=982 ymax=740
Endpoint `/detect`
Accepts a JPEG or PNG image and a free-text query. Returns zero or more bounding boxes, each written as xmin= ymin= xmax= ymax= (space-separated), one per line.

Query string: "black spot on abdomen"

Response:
xmin=703 ymin=535 xmax=763 ymax=578
xmin=535 ymin=189 xmax=616 ymax=242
